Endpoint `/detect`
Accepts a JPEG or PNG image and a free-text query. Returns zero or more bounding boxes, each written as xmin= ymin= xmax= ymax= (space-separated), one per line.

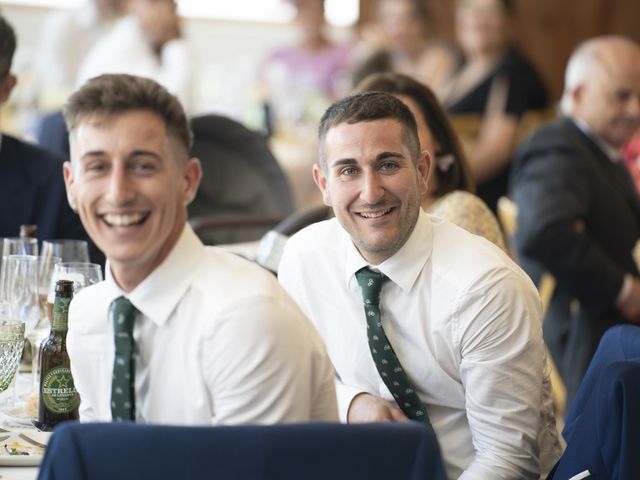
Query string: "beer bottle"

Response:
xmin=38 ymin=280 xmax=79 ymax=431
xmin=19 ymin=224 xmax=38 ymax=239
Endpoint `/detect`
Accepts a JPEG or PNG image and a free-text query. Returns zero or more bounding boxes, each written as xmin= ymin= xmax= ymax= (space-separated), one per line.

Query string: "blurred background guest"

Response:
xmin=258 ymin=0 xmax=353 ymax=140
xmin=76 ymin=0 xmax=193 ymax=113
xmin=442 ymin=0 xmax=548 ymax=214
xmin=0 ymin=15 xmax=97 ymax=260
xmin=356 ymin=72 xmax=506 ymax=252
xmin=511 ymin=36 xmax=640 ymax=410
xmin=28 ymin=0 xmax=124 ymax=114
xmin=352 ymin=0 xmax=457 ymax=97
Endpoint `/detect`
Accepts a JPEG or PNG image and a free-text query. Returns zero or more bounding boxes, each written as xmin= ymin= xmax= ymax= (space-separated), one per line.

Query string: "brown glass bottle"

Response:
xmin=19 ymin=224 xmax=38 ymax=239
xmin=38 ymin=280 xmax=79 ymax=431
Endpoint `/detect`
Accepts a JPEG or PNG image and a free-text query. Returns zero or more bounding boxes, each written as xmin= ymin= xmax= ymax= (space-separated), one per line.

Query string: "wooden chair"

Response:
xmin=497 ymin=196 xmax=567 ymax=421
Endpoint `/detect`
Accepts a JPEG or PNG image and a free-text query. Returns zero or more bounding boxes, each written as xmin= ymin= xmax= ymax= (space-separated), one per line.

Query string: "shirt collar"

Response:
xmin=104 ymin=224 xmax=204 ymax=326
xmin=574 ymin=117 xmax=623 ymax=162
xmin=344 ymin=210 xmax=432 ymax=292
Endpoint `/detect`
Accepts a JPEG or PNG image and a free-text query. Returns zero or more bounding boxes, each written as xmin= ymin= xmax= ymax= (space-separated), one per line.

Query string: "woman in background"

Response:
xmin=259 ymin=0 xmax=353 ymax=137
xmin=356 ymin=72 xmax=507 ymax=252
xmin=442 ymin=0 xmax=548 ymax=213
xmin=353 ymin=0 xmax=457 ymax=97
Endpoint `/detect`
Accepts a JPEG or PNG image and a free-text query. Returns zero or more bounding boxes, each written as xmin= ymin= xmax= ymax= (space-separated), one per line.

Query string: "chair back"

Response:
xmin=563 ymin=324 xmax=640 ymax=433
xmin=38 ymin=421 xmax=445 ymax=480
xmin=497 ymin=195 xmax=566 ymax=418
xmin=36 ymin=110 xmax=70 ymax=159
xmin=551 ymin=326 xmax=640 ymax=479
xmin=188 ymin=114 xmax=294 ymax=245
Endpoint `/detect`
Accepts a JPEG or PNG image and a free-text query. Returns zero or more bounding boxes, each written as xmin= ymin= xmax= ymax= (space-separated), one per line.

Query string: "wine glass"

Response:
xmin=0 ymin=237 xmax=38 ymax=295
xmin=40 ymin=240 xmax=89 ymax=264
xmin=47 ymin=262 xmax=103 ymax=306
xmin=38 ymin=256 xmax=62 ymax=324
xmin=2 ymin=255 xmax=40 ymax=334
xmin=1 ymin=255 xmax=41 ymax=415
xmin=28 ymin=256 xmax=62 ymax=394
xmin=1 ymin=238 xmax=38 ymax=258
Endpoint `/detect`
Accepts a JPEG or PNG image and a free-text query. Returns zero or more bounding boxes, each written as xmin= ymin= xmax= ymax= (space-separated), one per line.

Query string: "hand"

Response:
xmin=618 ymin=277 xmax=640 ymax=324
xmin=347 ymin=393 xmax=408 ymax=423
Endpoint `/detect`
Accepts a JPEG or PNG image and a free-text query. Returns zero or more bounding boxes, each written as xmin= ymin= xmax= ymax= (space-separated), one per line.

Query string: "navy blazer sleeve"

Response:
xmin=0 ymin=135 xmax=103 ymax=265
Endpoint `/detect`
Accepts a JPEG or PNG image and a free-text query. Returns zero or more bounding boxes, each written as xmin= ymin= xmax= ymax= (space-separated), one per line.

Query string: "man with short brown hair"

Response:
xmin=64 ymin=73 xmax=338 ymax=424
xmin=280 ymin=91 xmax=562 ymax=478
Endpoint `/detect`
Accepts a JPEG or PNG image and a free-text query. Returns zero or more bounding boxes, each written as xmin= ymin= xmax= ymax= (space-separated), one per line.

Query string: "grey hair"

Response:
xmin=560 ymin=35 xmax=640 ymax=114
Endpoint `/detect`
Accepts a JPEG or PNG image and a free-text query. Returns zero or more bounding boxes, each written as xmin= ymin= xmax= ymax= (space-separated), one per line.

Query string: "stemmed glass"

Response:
xmin=28 ymin=256 xmax=62 ymax=394
xmin=0 ymin=238 xmax=38 ymax=295
xmin=48 ymin=262 xmax=103 ymax=299
xmin=2 ymin=256 xmax=40 ymax=335
xmin=0 ymin=255 xmax=38 ymax=414
xmin=40 ymin=240 xmax=89 ymax=264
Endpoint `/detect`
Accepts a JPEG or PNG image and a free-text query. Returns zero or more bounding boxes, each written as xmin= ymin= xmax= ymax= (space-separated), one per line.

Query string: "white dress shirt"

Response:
xmin=67 ymin=224 xmax=338 ymax=425
xmin=279 ymin=212 xmax=563 ymax=479
xmin=75 ymin=15 xmax=193 ymax=113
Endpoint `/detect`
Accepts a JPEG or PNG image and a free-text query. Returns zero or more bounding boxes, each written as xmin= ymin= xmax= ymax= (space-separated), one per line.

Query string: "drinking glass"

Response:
xmin=38 ymin=256 xmax=62 ymax=324
xmin=0 ymin=306 xmax=26 ymax=411
xmin=2 ymin=255 xmax=40 ymax=334
xmin=47 ymin=262 xmax=103 ymax=306
xmin=0 ymin=319 xmax=25 ymax=395
xmin=0 ymin=255 xmax=40 ymax=415
xmin=29 ymin=256 xmax=62 ymax=393
xmin=1 ymin=238 xmax=38 ymax=258
xmin=40 ymin=240 xmax=89 ymax=264
xmin=0 ymin=237 xmax=38 ymax=294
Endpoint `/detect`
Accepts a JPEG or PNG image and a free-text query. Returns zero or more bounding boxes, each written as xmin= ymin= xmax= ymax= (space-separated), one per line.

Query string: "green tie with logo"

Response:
xmin=111 ymin=296 xmax=138 ymax=421
xmin=355 ymin=267 xmax=435 ymax=431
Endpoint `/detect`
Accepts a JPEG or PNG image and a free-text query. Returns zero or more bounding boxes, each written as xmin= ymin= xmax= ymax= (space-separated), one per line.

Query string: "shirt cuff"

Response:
xmin=335 ymin=383 xmax=367 ymax=423
xmin=616 ymin=274 xmax=634 ymax=307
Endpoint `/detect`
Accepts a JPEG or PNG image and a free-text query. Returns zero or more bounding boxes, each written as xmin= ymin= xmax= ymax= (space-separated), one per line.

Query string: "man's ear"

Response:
xmin=0 ymin=74 xmax=17 ymax=104
xmin=312 ymin=163 xmax=332 ymax=207
xmin=63 ymin=161 xmax=78 ymax=212
xmin=182 ymin=157 xmax=202 ymax=206
xmin=417 ymin=150 xmax=431 ymax=197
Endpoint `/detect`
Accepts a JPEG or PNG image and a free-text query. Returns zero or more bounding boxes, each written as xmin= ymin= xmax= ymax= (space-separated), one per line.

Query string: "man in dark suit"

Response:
xmin=0 ymin=15 xmax=95 ymax=259
xmin=511 ymin=35 xmax=640 ymax=409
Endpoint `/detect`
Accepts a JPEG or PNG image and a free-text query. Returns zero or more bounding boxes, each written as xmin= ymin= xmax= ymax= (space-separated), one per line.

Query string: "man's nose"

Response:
xmin=360 ymin=171 xmax=385 ymax=205
xmin=105 ymin=167 xmax=135 ymax=206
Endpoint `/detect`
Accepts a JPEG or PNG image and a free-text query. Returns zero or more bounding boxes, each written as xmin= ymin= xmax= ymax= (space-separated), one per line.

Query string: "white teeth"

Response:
xmin=103 ymin=213 xmax=146 ymax=227
xmin=360 ymin=209 xmax=391 ymax=219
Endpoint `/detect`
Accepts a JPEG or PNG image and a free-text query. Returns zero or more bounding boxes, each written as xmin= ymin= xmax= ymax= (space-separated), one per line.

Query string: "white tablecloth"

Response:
xmin=0 ymin=373 xmax=45 ymax=480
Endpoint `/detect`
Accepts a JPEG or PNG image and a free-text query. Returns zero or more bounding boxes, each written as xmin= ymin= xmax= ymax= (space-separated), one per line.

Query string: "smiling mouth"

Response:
xmin=357 ymin=208 xmax=395 ymax=219
xmin=101 ymin=212 xmax=150 ymax=227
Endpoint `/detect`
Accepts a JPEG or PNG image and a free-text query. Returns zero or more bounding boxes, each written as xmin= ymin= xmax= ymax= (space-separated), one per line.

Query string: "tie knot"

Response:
xmin=355 ymin=267 xmax=386 ymax=306
xmin=111 ymin=296 xmax=138 ymax=334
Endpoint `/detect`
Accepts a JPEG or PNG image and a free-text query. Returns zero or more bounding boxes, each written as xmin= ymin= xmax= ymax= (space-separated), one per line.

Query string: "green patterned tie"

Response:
xmin=110 ymin=296 xmax=138 ymax=421
xmin=355 ymin=267 xmax=434 ymax=430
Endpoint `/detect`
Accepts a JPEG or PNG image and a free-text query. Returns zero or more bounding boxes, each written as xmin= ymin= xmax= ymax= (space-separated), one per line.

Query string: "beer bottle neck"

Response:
xmin=51 ymin=295 xmax=72 ymax=332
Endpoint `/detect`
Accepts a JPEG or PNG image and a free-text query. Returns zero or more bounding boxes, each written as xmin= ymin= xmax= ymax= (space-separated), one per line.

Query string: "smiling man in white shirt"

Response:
xmin=278 ymin=91 xmax=562 ymax=479
xmin=62 ymin=73 xmax=338 ymax=425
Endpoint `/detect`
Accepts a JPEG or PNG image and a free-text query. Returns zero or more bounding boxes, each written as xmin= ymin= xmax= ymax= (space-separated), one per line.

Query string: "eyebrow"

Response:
xmin=79 ymin=149 xmax=163 ymax=162
xmin=329 ymin=151 xmax=406 ymax=169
